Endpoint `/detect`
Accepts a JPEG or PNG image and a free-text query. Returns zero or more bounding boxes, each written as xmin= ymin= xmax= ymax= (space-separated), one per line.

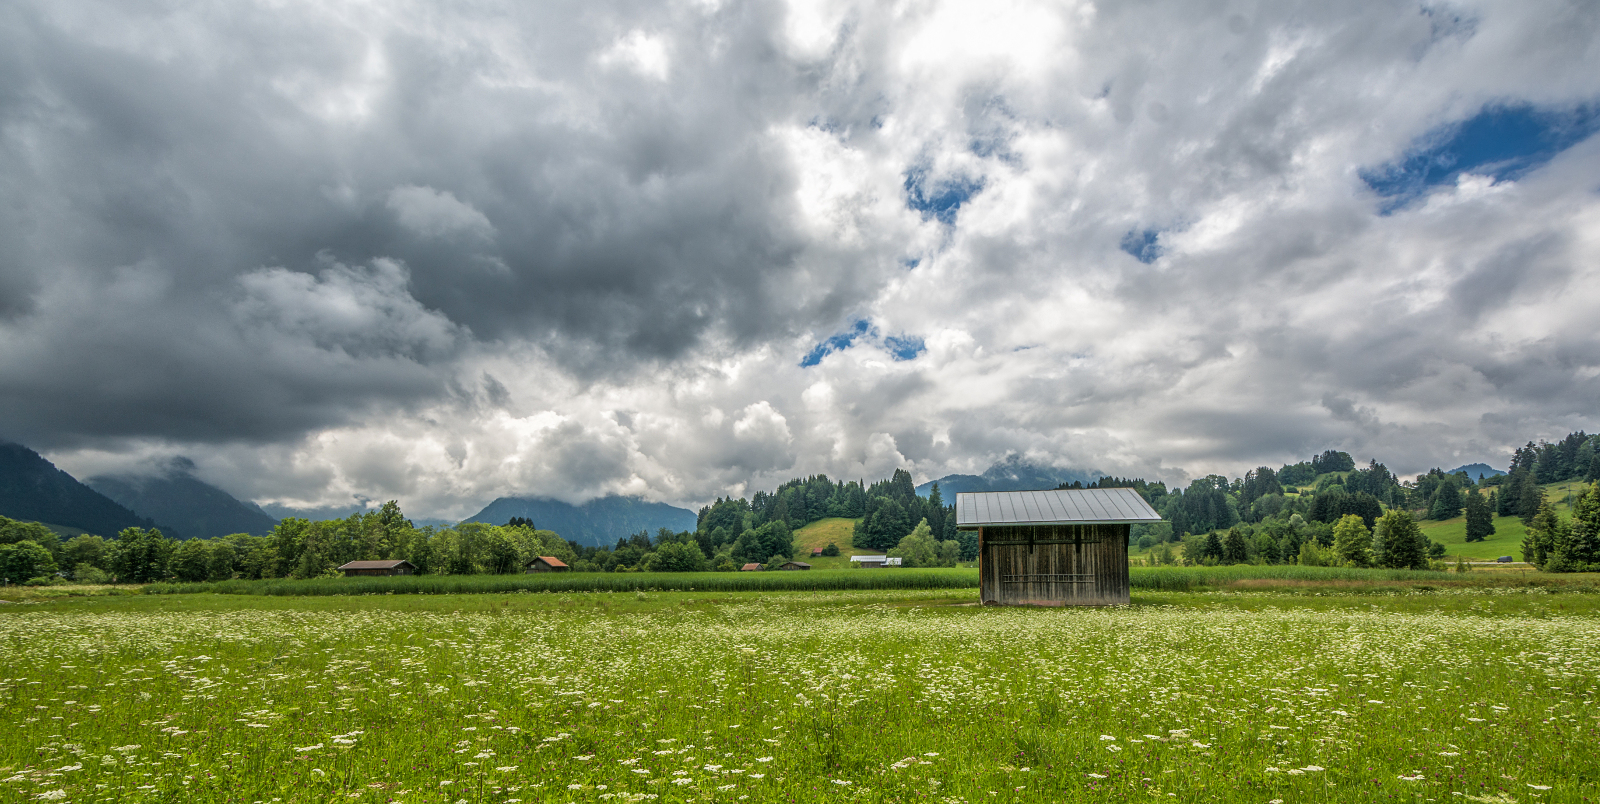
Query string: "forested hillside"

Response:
xmin=0 ymin=442 xmax=156 ymax=538
xmin=5 ymin=431 xmax=1600 ymax=585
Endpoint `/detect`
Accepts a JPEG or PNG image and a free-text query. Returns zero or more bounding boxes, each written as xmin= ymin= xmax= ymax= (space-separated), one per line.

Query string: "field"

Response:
xmin=789 ymin=518 xmax=863 ymax=569
xmin=3 ymin=573 xmax=1600 ymax=803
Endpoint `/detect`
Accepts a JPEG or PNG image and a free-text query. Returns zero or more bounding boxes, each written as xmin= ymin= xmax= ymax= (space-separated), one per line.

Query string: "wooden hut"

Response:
xmin=956 ymin=488 xmax=1161 ymax=606
xmin=777 ymin=561 xmax=811 ymax=571
xmin=337 ymin=559 xmax=416 ymax=577
xmin=526 ymin=556 xmax=571 ymax=573
xmin=740 ymin=562 xmax=764 ymax=571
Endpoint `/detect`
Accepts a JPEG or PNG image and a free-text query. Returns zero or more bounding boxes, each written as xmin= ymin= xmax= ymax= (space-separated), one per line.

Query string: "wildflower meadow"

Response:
xmin=2 ymin=584 xmax=1597 ymax=803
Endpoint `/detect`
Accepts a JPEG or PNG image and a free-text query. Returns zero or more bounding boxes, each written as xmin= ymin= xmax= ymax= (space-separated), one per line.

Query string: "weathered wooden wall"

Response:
xmin=978 ymin=523 xmax=1130 ymax=606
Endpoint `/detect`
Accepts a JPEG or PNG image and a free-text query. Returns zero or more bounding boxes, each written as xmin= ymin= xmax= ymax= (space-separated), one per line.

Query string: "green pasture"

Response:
xmin=3 ymin=578 xmax=1599 ymax=804
xmin=789 ymin=517 xmax=862 ymax=569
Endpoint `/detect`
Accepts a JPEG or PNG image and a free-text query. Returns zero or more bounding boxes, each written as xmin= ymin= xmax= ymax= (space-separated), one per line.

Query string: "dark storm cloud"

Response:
xmin=3 ymin=0 xmax=1599 ymax=515
xmin=0 ymin=0 xmax=891 ymax=447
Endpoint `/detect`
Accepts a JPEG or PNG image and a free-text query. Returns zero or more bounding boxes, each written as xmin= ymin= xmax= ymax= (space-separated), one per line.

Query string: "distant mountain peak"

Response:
xmin=464 ymin=494 xmax=696 ymax=547
xmin=917 ymin=456 xmax=1102 ymax=497
xmin=0 ymin=441 xmax=155 ymax=537
xmin=1445 ymin=463 xmax=1505 ymax=481
xmin=87 ymin=460 xmax=277 ymax=540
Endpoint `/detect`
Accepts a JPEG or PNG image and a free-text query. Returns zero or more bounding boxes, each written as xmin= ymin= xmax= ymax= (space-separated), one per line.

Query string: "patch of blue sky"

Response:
xmin=1120 ymin=228 xmax=1163 ymax=264
xmin=885 ymin=335 xmax=926 ymax=362
xmin=904 ymin=167 xmax=985 ymax=225
xmin=1361 ymin=101 xmax=1600 ymax=213
xmin=800 ymin=319 xmax=874 ymax=368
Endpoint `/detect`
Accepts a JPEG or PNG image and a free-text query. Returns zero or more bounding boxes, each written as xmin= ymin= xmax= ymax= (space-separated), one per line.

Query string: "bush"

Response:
xmin=24 ymin=575 xmax=57 ymax=586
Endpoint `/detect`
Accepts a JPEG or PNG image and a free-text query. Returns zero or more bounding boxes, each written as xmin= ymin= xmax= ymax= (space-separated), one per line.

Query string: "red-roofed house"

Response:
xmin=526 ymin=556 xmax=571 ymax=573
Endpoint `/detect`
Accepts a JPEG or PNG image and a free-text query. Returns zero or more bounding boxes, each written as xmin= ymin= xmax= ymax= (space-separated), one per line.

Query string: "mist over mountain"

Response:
xmin=916 ymin=457 xmax=1102 ymax=497
xmin=87 ymin=459 xmax=278 ymax=540
xmin=0 ymin=441 xmax=156 ymax=537
xmin=464 ymin=495 xmax=697 ymax=548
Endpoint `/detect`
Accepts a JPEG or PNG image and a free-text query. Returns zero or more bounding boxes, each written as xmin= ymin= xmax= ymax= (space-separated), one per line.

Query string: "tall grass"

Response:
xmin=1128 ymin=564 xmax=1459 ymax=591
xmin=140 ymin=564 xmax=1471 ymax=596
xmin=141 ymin=568 xmax=981 ymax=596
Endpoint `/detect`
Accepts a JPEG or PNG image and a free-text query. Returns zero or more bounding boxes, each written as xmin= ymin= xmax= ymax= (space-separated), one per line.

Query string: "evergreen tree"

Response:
xmin=1463 ymin=490 xmax=1494 ymax=543
xmin=1519 ymin=479 xmax=1544 ymax=527
xmin=1202 ymin=532 xmax=1224 ymax=563
xmin=1428 ymin=480 xmax=1463 ymax=520
xmin=1522 ymin=499 xmax=1563 ymax=569
xmin=1222 ymin=527 xmax=1249 ymax=564
xmin=1373 ymin=510 xmax=1427 ymax=570
xmin=1555 ymin=482 xmax=1600 ymax=569
xmin=1331 ymin=514 xmax=1371 ymax=568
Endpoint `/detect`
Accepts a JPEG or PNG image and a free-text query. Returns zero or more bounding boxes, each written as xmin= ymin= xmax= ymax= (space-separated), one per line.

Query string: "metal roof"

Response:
xmin=337 ymin=559 xmax=416 ymax=570
xmin=955 ymin=488 xmax=1162 ymax=527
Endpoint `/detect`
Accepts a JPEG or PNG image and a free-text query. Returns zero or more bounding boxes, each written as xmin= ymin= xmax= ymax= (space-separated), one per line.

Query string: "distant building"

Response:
xmin=337 ymin=559 xmax=416 ymax=577
xmin=526 ymin=556 xmax=571 ymax=573
xmin=957 ymin=488 xmax=1161 ymax=606
xmin=811 ymin=548 xmax=824 ymax=557
xmin=740 ymin=563 xmax=763 ymax=571
xmin=777 ymin=561 xmax=811 ymax=571
xmin=850 ymin=555 xmax=888 ymax=567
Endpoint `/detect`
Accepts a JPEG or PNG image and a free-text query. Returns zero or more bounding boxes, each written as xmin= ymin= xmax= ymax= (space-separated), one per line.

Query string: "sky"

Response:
xmin=2 ymin=0 xmax=1598 ymax=519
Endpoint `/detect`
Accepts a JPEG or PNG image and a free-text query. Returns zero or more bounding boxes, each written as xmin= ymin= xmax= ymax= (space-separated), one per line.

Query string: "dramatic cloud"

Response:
xmin=2 ymin=0 xmax=1598 ymax=517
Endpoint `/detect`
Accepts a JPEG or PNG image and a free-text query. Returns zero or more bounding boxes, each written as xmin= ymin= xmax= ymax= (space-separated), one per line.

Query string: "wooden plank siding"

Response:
xmin=978 ymin=523 xmax=1129 ymax=606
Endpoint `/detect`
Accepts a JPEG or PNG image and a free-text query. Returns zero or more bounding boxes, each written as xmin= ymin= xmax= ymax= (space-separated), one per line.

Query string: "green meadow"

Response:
xmin=3 ymin=572 xmax=1599 ymax=803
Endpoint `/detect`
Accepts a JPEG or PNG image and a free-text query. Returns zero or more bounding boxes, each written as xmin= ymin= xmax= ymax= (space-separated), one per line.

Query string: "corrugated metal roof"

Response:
xmin=337 ymin=559 xmax=415 ymax=570
xmin=956 ymin=488 xmax=1162 ymax=527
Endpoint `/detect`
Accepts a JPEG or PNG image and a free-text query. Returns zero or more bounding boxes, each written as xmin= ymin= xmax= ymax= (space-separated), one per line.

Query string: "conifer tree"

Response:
xmin=1222 ymin=527 xmax=1249 ymax=564
xmin=1523 ymin=499 xmax=1563 ymax=569
xmin=1373 ymin=510 xmax=1427 ymax=570
xmin=1464 ymin=490 xmax=1494 ymax=543
xmin=1428 ymin=480 xmax=1463 ymax=520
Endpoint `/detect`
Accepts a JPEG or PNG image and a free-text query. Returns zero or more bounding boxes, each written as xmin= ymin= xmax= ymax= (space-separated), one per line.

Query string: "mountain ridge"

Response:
xmin=88 ymin=460 xmax=278 ymax=540
xmin=916 ymin=456 xmax=1102 ymax=497
xmin=464 ymin=495 xmax=697 ymax=547
xmin=0 ymin=441 xmax=159 ymax=537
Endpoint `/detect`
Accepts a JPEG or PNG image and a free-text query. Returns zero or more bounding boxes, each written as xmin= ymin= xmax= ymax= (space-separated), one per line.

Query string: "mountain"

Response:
xmin=259 ymin=501 xmax=453 ymax=529
xmin=916 ymin=455 xmax=1102 ymax=497
xmin=0 ymin=441 xmax=156 ymax=537
xmin=464 ymin=495 xmax=698 ymax=547
xmin=87 ymin=459 xmax=278 ymax=540
xmin=1446 ymin=463 xmax=1505 ymax=481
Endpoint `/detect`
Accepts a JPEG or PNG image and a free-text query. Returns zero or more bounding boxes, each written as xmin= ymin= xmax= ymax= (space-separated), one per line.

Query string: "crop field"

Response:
xmin=3 ymin=584 xmax=1599 ymax=804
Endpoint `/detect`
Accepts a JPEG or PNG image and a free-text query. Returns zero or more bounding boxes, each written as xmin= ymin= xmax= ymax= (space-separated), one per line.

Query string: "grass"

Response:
xmin=3 ymin=580 xmax=1598 ymax=803
xmin=1419 ymin=513 xmax=1529 ymax=560
xmin=788 ymin=517 xmax=862 ymax=569
xmin=139 ymin=568 xmax=979 ymax=596
xmin=87 ymin=565 xmax=1577 ymax=598
xmin=1420 ymin=479 xmax=1595 ymax=561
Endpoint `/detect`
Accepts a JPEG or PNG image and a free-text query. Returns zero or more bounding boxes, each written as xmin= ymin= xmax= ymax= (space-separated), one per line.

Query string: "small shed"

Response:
xmin=740 ymin=562 xmax=764 ymax=571
xmin=811 ymin=548 xmax=824 ymax=557
xmin=777 ymin=561 xmax=811 ymax=571
xmin=526 ymin=556 xmax=571 ymax=573
xmin=338 ymin=559 xmax=416 ymax=577
xmin=850 ymin=555 xmax=887 ymax=567
xmin=957 ymin=488 xmax=1161 ymax=606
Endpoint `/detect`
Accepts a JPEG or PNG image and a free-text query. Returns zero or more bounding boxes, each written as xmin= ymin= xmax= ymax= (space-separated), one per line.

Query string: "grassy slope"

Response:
xmin=788 ymin=517 xmax=862 ymax=569
xmin=1420 ymin=479 xmax=1593 ymax=560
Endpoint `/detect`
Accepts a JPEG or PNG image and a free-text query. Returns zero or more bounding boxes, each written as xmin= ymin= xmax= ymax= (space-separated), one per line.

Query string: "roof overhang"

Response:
xmin=956 ymin=488 xmax=1163 ymax=529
